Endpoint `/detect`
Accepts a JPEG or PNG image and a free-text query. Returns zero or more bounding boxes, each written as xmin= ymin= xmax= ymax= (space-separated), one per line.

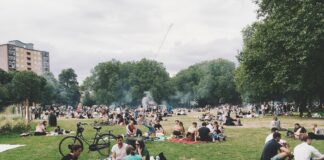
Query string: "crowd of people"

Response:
xmin=28 ymin=103 xmax=324 ymax=160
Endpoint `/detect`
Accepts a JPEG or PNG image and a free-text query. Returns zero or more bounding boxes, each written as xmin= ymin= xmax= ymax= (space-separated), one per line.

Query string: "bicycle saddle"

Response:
xmin=93 ymin=126 xmax=102 ymax=130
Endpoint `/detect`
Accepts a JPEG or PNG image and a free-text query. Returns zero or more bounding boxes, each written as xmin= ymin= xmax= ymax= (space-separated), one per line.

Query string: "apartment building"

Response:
xmin=0 ymin=40 xmax=50 ymax=75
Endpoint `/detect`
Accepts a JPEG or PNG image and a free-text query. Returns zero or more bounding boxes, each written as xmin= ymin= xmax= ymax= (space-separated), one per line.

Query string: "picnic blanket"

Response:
xmin=168 ymin=138 xmax=203 ymax=145
xmin=0 ymin=144 xmax=25 ymax=153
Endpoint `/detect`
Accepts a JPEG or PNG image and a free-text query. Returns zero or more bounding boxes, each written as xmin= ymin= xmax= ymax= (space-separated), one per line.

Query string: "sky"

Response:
xmin=0 ymin=0 xmax=257 ymax=83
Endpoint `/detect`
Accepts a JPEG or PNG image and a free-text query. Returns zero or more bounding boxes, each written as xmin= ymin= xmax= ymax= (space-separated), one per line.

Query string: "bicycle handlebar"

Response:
xmin=77 ymin=122 xmax=88 ymax=126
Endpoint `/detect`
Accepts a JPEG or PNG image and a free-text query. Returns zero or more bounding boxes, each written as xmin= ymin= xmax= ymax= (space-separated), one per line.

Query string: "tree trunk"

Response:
xmin=21 ymin=103 xmax=25 ymax=119
xmin=25 ymin=99 xmax=29 ymax=123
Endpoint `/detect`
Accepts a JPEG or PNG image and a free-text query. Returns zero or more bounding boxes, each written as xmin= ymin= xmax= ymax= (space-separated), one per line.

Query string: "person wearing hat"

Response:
xmin=294 ymin=134 xmax=324 ymax=160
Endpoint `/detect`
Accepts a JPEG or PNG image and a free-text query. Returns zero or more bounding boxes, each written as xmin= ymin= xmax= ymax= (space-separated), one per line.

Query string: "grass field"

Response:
xmin=0 ymin=112 xmax=324 ymax=160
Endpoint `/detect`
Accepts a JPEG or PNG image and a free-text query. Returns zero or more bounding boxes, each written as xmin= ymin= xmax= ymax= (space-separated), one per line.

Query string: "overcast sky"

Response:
xmin=0 ymin=0 xmax=257 ymax=83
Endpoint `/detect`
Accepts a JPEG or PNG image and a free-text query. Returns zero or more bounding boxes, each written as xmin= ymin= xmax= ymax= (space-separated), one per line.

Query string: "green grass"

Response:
xmin=0 ymin=116 xmax=324 ymax=160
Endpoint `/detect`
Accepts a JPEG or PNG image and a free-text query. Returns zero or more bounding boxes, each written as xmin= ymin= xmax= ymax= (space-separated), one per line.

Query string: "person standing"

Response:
xmin=294 ymin=134 xmax=324 ymax=160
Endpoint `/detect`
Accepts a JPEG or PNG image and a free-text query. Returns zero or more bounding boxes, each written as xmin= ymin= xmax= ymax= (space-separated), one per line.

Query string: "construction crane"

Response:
xmin=156 ymin=23 xmax=174 ymax=56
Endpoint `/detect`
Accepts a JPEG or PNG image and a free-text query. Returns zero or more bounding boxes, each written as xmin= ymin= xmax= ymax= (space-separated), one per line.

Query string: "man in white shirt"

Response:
xmin=294 ymin=134 xmax=324 ymax=160
xmin=111 ymin=135 xmax=128 ymax=160
xmin=265 ymin=127 xmax=279 ymax=144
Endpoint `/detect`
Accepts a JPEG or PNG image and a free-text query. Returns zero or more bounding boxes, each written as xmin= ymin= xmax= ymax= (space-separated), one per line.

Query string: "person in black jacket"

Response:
xmin=61 ymin=145 xmax=82 ymax=160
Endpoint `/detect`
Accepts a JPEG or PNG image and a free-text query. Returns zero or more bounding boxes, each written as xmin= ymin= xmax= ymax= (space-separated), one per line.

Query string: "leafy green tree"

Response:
xmin=173 ymin=59 xmax=240 ymax=106
xmin=10 ymin=71 xmax=46 ymax=121
xmin=236 ymin=0 xmax=324 ymax=116
xmin=0 ymin=69 xmax=13 ymax=111
xmin=58 ymin=68 xmax=81 ymax=107
xmin=82 ymin=91 xmax=96 ymax=106
xmin=83 ymin=59 xmax=173 ymax=105
xmin=41 ymin=72 xmax=61 ymax=105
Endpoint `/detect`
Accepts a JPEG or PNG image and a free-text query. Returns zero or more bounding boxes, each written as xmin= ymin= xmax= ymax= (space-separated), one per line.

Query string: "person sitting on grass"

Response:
xmin=154 ymin=120 xmax=165 ymax=136
xmin=265 ymin=127 xmax=279 ymax=144
xmin=294 ymin=134 xmax=324 ymax=160
xmin=172 ymin=120 xmax=183 ymax=138
xmin=186 ymin=122 xmax=198 ymax=141
xmin=61 ymin=144 xmax=82 ymax=160
xmin=112 ymin=135 xmax=128 ymax=160
xmin=34 ymin=121 xmax=47 ymax=136
xmin=135 ymin=140 xmax=150 ymax=160
xmin=270 ymin=116 xmax=285 ymax=131
xmin=125 ymin=145 xmax=142 ymax=160
xmin=224 ymin=116 xmax=236 ymax=126
xmin=260 ymin=132 xmax=292 ymax=160
xmin=294 ymin=123 xmax=307 ymax=139
xmin=198 ymin=122 xmax=211 ymax=142
xmin=210 ymin=121 xmax=225 ymax=142
xmin=126 ymin=120 xmax=138 ymax=137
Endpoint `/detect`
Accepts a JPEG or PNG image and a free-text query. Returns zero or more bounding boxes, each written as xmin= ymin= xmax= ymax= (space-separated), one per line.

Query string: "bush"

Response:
xmin=0 ymin=120 xmax=31 ymax=135
xmin=48 ymin=113 xmax=57 ymax=127
xmin=12 ymin=122 xmax=31 ymax=133
xmin=0 ymin=122 xmax=12 ymax=134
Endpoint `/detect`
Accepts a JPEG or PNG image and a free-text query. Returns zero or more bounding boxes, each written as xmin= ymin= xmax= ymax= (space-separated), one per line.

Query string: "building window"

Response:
xmin=27 ymin=57 xmax=31 ymax=60
xmin=27 ymin=68 xmax=31 ymax=71
xmin=27 ymin=62 xmax=31 ymax=65
xmin=27 ymin=52 xmax=31 ymax=55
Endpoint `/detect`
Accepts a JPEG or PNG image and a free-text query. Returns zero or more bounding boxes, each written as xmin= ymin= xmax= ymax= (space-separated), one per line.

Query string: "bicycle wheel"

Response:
xmin=96 ymin=134 xmax=116 ymax=156
xmin=59 ymin=136 xmax=83 ymax=157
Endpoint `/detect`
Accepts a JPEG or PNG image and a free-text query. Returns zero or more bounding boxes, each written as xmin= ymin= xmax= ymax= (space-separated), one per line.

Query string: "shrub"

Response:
xmin=12 ymin=122 xmax=31 ymax=133
xmin=0 ymin=120 xmax=32 ymax=135
xmin=0 ymin=122 xmax=12 ymax=134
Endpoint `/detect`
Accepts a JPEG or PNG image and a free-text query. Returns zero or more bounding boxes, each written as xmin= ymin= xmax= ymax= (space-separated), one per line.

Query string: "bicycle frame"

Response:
xmin=75 ymin=123 xmax=101 ymax=146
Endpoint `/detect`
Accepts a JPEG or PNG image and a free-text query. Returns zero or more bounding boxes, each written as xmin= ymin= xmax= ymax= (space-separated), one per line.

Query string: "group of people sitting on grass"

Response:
xmin=261 ymin=131 xmax=324 ymax=160
xmin=33 ymin=120 xmax=68 ymax=136
xmin=172 ymin=120 xmax=226 ymax=142
xmin=261 ymin=117 xmax=324 ymax=160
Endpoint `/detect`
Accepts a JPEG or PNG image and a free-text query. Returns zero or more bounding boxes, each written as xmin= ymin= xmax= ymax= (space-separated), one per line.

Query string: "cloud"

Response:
xmin=0 ymin=0 xmax=257 ymax=82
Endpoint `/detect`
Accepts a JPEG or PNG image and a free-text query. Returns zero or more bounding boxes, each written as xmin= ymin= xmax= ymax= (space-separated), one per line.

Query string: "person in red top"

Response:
xmin=126 ymin=120 xmax=137 ymax=137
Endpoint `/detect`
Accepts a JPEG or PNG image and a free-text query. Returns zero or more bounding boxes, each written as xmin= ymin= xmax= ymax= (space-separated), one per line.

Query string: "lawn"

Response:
xmin=0 ymin=113 xmax=324 ymax=160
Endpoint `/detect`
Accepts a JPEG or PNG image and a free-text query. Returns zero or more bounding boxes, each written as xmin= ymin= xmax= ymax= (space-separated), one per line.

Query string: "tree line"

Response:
xmin=0 ymin=69 xmax=81 ymax=120
xmin=0 ymin=0 xmax=322 ymax=118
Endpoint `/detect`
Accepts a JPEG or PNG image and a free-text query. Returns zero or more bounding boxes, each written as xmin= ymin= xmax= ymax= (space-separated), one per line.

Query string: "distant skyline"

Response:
xmin=0 ymin=0 xmax=257 ymax=83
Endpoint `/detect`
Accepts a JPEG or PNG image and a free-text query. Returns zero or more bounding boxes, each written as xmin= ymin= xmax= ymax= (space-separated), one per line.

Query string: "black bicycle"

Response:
xmin=58 ymin=122 xmax=116 ymax=157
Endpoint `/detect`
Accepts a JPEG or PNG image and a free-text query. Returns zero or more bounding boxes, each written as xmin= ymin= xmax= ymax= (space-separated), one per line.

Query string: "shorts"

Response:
xmin=271 ymin=154 xmax=284 ymax=160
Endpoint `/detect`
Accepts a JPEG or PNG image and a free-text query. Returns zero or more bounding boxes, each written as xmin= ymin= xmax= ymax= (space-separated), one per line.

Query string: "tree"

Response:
xmin=82 ymin=59 xmax=173 ymax=106
xmin=41 ymin=72 xmax=61 ymax=105
xmin=0 ymin=69 xmax=13 ymax=111
xmin=236 ymin=0 xmax=324 ymax=116
xmin=58 ymin=68 xmax=81 ymax=107
xmin=10 ymin=71 xmax=46 ymax=121
xmin=172 ymin=59 xmax=240 ymax=106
